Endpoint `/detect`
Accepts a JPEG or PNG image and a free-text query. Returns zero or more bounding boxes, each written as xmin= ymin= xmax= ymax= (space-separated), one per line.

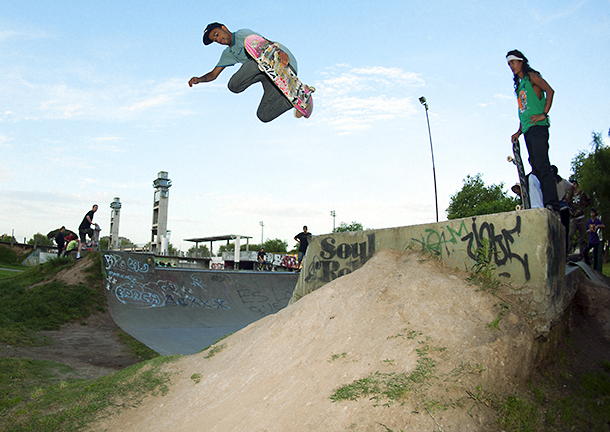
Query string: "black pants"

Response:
xmin=559 ymin=208 xmax=570 ymax=254
xmin=524 ymin=126 xmax=559 ymax=211
xmin=228 ymin=60 xmax=293 ymax=123
xmin=584 ymin=242 xmax=601 ymax=270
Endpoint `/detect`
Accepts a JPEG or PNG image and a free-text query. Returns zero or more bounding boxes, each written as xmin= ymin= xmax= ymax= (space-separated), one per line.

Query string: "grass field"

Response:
xmin=0 ymin=253 xmax=171 ymax=432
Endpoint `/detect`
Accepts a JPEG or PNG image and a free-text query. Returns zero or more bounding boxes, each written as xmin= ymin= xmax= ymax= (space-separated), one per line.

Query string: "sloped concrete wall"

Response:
xmin=290 ymin=208 xmax=570 ymax=337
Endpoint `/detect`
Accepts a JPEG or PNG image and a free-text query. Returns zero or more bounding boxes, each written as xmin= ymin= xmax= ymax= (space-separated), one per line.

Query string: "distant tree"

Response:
xmin=263 ymin=238 xmax=288 ymax=253
xmin=118 ymin=237 xmax=136 ymax=248
xmin=99 ymin=236 xmax=137 ymax=250
xmin=168 ymin=243 xmax=178 ymax=255
xmin=27 ymin=233 xmax=53 ymax=247
xmin=188 ymin=244 xmax=211 ymax=257
xmin=0 ymin=234 xmax=16 ymax=243
xmin=447 ymin=173 xmax=520 ymax=220
xmin=334 ymin=221 xmax=366 ymax=233
xmin=571 ymin=130 xmax=610 ymax=252
xmin=218 ymin=244 xmax=234 ymax=254
xmin=99 ymin=237 xmax=109 ymax=250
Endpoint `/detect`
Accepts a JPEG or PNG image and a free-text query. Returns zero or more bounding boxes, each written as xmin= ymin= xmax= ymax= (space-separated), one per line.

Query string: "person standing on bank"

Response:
xmin=294 ymin=226 xmax=312 ymax=270
xmin=507 ymin=50 xmax=559 ymax=212
xmin=55 ymin=226 xmax=66 ymax=257
xmin=583 ymin=208 xmax=606 ymax=271
xmin=77 ymin=204 xmax=98 ymax=259
xmin=566 ymin=178 xmax=592 ymax=257
xmin=257 ymin=247 xmax=267 ymax=271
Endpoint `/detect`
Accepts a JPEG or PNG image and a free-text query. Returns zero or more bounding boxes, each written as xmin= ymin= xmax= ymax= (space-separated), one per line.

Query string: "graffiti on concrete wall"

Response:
xmin=104 ymin=252 xmax=227 ymax=309
xmin=410 ymin=215 xmax=530 ymax=281
xmin=304 ymin=233 xmax=376 ymax=284
xmin=103 ymin=252 xmax=294 ymax=314
xmin=303 ymin=214 xmax=531 ymax=288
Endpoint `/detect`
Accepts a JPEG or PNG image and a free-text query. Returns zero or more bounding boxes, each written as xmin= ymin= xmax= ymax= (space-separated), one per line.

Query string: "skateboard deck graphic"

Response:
xmin=244 ymin=34 xmax=314 ymax=118
xmin=508 ymin=137 xmax=531 ymax=210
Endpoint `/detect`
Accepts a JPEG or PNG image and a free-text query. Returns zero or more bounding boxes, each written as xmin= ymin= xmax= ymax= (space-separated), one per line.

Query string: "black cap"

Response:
xmin=203 ymin=22 xmax=223 ymax=45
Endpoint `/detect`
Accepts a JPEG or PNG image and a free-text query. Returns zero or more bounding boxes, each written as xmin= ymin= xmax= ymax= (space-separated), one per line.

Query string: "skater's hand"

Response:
xmin=511 ymin=132 xmax=521 ymax=144
xmin=278 ymin=50 xmax=289 ymax=68
xmin=188 ymin=77 xmax=200 ymax=87
xmin=530 ymin=113 xmax=547 ymax=125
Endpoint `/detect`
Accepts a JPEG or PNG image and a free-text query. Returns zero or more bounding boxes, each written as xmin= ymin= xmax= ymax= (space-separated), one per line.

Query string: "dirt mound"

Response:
xmin=0 ymin=255 xmax=142 ymax=380
xmin=90 ymin=249 xmax=534 ymax=431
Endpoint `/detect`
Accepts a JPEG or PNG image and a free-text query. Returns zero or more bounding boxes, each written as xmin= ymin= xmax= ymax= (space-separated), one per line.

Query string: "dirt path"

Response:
xmin=0 ymin=256 xmax=142 ymax=380
xmin=0 ymin=310 xmax=142 ymax=380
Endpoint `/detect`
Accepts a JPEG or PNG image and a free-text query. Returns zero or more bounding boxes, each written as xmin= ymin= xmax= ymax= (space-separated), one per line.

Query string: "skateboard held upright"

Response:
xmin=508 ymin=137 xmax=531 ymax=210
xmin=244 ymin=34 xmax=314 ymax=118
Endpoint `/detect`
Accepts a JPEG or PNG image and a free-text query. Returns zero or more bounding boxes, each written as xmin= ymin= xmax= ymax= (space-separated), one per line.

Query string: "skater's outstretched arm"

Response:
xmin=189 ymin=66 xmax=225 ymax=87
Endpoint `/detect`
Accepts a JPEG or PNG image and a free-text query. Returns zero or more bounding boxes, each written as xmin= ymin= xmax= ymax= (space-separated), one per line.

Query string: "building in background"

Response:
xmin=109 ymin=197 xmax=122 ymax=250
xmin=151 ymin=171 xmax=172 ymax=254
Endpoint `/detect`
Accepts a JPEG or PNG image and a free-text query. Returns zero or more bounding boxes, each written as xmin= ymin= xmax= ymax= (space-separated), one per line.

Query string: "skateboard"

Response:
xmin=87 ymin=224 xmax=102 ymax=251
xmin=244 ymin=34 xmax=314 ymax=118
xmin=507 ymin=137 xmax=531 ymax=210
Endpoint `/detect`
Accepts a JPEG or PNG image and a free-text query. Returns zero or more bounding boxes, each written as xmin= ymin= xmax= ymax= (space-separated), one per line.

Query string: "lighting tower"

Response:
xmin=109 ymin=197 xmax=122 ymax=250
xmin=151 ymin=171 xmax=172 ymax=254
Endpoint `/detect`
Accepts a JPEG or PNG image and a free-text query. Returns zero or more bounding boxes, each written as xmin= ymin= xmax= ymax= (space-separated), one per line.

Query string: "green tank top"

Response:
xmin=517 ymin=74 xmax=548 ymax=133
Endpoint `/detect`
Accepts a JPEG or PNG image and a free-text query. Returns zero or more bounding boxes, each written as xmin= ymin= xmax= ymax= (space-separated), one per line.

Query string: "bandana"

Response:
xmin=506 ymin=54 xmax=524 ymax=62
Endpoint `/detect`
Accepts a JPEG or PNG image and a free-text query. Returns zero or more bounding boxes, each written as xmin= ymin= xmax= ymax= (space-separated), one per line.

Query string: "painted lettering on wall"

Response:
xmin=412 ymin=215 xmax=530 ymax=281
xmin=103 ymin=252 xmax=293 ymax=314
xmin=304 ymin=233 xmax=376 ymax=284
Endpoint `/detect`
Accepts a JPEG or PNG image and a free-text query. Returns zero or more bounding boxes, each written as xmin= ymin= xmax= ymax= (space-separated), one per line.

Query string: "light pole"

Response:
xmin=419 ymin=96 xmax=439 ymax=222
xmin=259 ymin=221 xmax=264 ymax=246
xmin=330 ymin=210 xmax=336 ymax=232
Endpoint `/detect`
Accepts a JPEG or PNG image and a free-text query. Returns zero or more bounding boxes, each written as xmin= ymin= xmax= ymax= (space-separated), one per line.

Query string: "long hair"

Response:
xmin=507 ymin=49 xmax=541 ymax=96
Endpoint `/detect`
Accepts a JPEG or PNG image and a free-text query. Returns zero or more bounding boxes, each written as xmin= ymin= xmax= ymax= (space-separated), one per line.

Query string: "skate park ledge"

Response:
xmin=291 ymin=208 xmax=573 ymax=339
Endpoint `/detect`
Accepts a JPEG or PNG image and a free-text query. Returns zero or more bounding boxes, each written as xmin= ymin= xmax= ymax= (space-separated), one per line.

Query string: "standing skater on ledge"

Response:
xmin=189 ymin=22 xmax=298 ymax=122
xmin=507 ymin=49 xmax=559 ymax=212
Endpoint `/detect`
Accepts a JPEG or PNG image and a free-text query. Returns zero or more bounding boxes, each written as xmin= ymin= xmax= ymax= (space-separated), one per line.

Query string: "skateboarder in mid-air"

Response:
xmin=189 ymin=22 xmax=300 ymax=122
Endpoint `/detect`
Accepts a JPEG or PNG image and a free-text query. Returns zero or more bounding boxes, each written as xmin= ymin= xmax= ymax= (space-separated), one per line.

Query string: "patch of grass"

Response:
xmin=190 ymin=373 xmax=202 ymax=384
xmin=0 ymin=246 xmax=20 ymax=266
xmin=377 ymin=423 xmax=404 ymax=432
xmin=497 ymin=358 xmax=610 ymax=431
xmin=0 ymin=355 xmax=181 ymax=432
xmin=497 ymin=394 xmax=539 ymax=431
xmin=0 ymin=256 xmax=106 ymax=346
xmin=467 ymin=237 xmax=501 ymax=294
xmin=330 ymin=335 xmax=447 ymax=406
xmin=202 ymin=343 xmax=226 ymax=359
xmin=387 ymin=329 xmax=422 ymax=340
xmin=0 ymin=269 xmax=23 ymax=280
xmin=329 ymin=353 xmax=347 ymax=362
xmin=487 ymin=303 xmax=510 ymax=330
xmin=117 ymin=330 xmax=160 ymax=361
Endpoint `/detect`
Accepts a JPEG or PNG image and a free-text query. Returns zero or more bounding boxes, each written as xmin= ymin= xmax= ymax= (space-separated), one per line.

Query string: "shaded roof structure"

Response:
xmin=184 ymin=234 xmax=252 ymax=243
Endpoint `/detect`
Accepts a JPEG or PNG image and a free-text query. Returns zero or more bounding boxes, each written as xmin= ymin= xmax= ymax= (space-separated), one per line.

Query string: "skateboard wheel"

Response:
xmin=308 ymin=86 xmax=316 ymax=93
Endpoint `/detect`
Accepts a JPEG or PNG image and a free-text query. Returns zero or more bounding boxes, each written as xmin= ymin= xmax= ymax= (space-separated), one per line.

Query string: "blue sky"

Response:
xmin=1 ymin=0 xmax=609 ymax=252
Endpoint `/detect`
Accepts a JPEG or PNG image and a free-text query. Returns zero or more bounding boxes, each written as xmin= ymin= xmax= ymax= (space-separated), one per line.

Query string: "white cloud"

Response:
xmin=0 ymin=74 xmax=191 ymax=123
xmin=494 ymin=93 xmax=513 ymax=101
xmin=310 ymin=64 xmax=424 ymax=134
xmin=0 ymin=135 xmax=12 ymax=148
